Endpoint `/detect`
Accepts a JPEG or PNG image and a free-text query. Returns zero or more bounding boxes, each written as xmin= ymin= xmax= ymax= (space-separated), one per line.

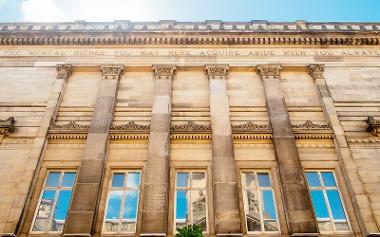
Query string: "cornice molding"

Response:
xmin=56 ymin=64 xmax=73 ymax=80
xmin=368 ymin=116 xmax=380 ymax=137
xmin=308 ymin=64 xmax=325 ymax=80
xmin=0 ymin=116 xmax=15 ymax=136
xmin=256 ymin=64 xmax=282 ymax=79
xmin=100 ymin=65 xmax=124 ymax=80
xmin=205 ymin=65 xmax=229 ymax=79
xmin=152 ymin=65 xmax=177 ymax=79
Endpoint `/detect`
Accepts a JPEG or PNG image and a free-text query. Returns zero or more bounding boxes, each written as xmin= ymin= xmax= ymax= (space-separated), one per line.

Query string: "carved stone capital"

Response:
xmin=256 ymin=64 xmax=282 ymax=79
xmin=205 ymin=65 xmax=229 ymax=79
xmin=152 ymin=65 xmax=177 ymax=79
xmin=0 ymin=117 xmax=15 ymax=136
xmin=56 ymin=64 xmax=72 ymax=80
xmin=368 ymin=116 xmax=380 ymax=137
xmin=100 ymin=65 xmax=124 ymax=80
xmin=308 ymin=64 xmax=325 ymax=80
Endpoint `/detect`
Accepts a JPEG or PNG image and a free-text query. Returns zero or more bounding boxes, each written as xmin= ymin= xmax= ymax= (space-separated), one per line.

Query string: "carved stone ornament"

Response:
xmin=111 ymin=121 xmax=150 ymax=132
xmin=205 ymin=65 xmax=229 ymax=79
xmin=56 ymin=64 xmax=73 ymax=80
xmin=49 ymin=121 xmax=90 ymax=130
xmin=368 ymin=116 xmax=380 ymax=136
xmin=100 ymin=65 xmax=124 ymax=80
xmin=0 ymin=117 xmax=15 ymax=136
xmin=152 ymin=65 xmax=177 ymax=79
xmin=232 ymin=121 xmax=271 ymax=133
xmin=308 ymin=64 xmax=325 ymax=80
xmin=256 ymin=64 xmax=282 ymax=79
xmin=292 ymin=120 xmax=331 ymax=130
xmin=171 ymin=120 xmax=211 ymax=133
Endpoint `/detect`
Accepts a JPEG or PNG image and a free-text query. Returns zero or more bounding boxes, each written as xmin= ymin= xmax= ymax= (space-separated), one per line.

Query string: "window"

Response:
xmin=31 ymin=171 xmax=76 ymax=233
xmin=175 ymin=171 xmax=207 ymax=232
xmin=306 ymin=171 xmax=350 ymax=232
xmin=241 ymin=171 xmax=279 ymax=233
xmin=103 ymin=171 xmax=141 ymax=233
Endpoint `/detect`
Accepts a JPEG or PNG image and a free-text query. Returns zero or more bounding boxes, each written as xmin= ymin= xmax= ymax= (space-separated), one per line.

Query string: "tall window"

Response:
xmin=241 ymin=171 xmax=279 ymax=233
xmin=103 ymin=171 xmax=141 ymax=233
xmin=175 ymin=171 xmax=207 ymax=232
xmin=31 ymin=171 xmax=76 ymax=233
xmin=306 ymin=170 xmax=350 ymax=232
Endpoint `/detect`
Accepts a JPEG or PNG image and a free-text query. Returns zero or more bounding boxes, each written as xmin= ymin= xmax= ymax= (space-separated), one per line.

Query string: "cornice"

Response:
xmin=0 ymin=21 xmax=379 ymax=46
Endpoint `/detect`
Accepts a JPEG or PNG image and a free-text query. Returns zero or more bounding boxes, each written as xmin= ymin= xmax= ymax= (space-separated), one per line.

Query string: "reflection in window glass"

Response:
xmin=175 ymin=171 xmax=207 ymax=232
xmin=306 ymin=171 xmax=350 ymax=233
xmin=104 ymin=171 xmax=141 ymax=233
xmin=31 ymin=171 xmax=76 ymax=233
xmin=241 ymin=171 xmax=279 ymax=233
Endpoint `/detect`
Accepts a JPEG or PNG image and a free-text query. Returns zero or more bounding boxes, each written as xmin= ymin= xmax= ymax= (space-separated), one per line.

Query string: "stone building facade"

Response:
xmin=0 ymin=20 xmax=380 ymax=237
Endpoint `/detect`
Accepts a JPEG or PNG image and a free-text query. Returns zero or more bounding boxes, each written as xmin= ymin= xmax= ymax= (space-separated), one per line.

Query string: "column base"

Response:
xmin=140 ymin=233 xmax=167 ymax=237
xmin=216 ymin=234 xmax=243 ymax=237
xmin=63 ymin=234 xmax=92 ymax=237
xmin=291 ymin=233 xmax=319 ymax=237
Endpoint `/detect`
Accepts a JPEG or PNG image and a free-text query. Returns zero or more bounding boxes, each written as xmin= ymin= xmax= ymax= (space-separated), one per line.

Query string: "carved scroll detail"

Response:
xmin=308 ymin=64 xmax=325 ymax=80
xmin=232 ymin=121 xmax=271 ymax=133
xmin=0 ymin=117 xmax=15 ymax=135
xmin=49 ymin=121 xmax=89 ymax=130
xmin=256 ymin=64 xmax=282 ymax=79
xmin=111 ymin=121 xmax=150 ymax=132
xmin=292 ymin=120 xmax=331 ymax=129
xmin=171 ymin=120 xmax=211 ymax=133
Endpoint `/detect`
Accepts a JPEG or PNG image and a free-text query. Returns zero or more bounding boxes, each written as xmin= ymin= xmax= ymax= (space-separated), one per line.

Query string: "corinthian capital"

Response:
xmin=100 ymin=65 xmax=124 ymax=80
xmin=308 ymin=64 xmax=325 ymax=80
xmin=205 ymin=65 xmax=229 ymax=79
xmin=256 ymin=64 xmax=282 ymax=79
xmin=56 ymin=64 xmax=72 ymax=80
xmin=0 ymin=116 xmax=15 ymax=136
xmin=152 ymin=65 xmax=177 ymax=79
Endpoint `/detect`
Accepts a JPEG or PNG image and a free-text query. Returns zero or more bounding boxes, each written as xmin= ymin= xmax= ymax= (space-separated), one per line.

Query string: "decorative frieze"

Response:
xmin=152 ymin=64 xmax=176 ymax=79
xmin=205 ymin=65 xmax=229 ymax=79
xmin=171 ymin=120 xmax=211 ymax=133
xmin=292 ymin=120 xmax=331 ymax=130
xmin=49 ymin=121 xmax=89 ymax=130
xmin=231 ymin=121 xmax=271 ymax=133
xmin=111 ymin=121 xmax=150 ymax=132
xmin=56 ymin=64 xmax=72 ymax=80
xmin=256 ymin=64 xmax=282 ymax=79
xmin=368 ymin=116 xmax=380 ymax=137
xmin=308 ymin=64 xmax=325 ymax=80
xmin=100 ymin=65 xmax=124 ymax=80
xmin=0 ymin=116 xmax=15 ymax=136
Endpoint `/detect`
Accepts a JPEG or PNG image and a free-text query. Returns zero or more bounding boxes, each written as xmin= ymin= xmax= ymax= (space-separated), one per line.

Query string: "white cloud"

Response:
xmin=21 ymin=0 xmax=63 ymax=21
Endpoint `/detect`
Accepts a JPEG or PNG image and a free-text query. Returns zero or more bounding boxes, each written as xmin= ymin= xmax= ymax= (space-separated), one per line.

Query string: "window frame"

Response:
xmin=305 ymin=170 xmax=352 ymax=234
xmin=174 ymin=170 xmax=208 ymax=233
xmin=30 ymin=170 xmax=77 ymax=234
xmin=240 ymin=170 xmax=281 ymax=234
xmin=102 ymin=170 xmax=142 ymax=234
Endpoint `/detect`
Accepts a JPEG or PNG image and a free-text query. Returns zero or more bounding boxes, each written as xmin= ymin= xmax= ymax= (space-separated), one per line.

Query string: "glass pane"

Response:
xmin=105 ymin=190 xmax=122 ymax=220
xmin=46 ymin=172 xmax=61 ymax=187
xmin=62 ymin=172 xmax=76 ymax=187
xmin=264 ymin=220 xmax=278 ymax=232
xmin=306 ymin=172 xmax=321 ymax=187
xmin=310 ymin=190 xmax=329 ymax=219
xmin=126 ymin=172 xmax=141 ymax=188
xmin=123 ymin=190 xmax=139 ymax=220
xmin=52 ymin=190 xmax=72 ymax=220
xmin=257 ymin=173 xmax=271 ymax=187
xmin=176 ymin=190 xmax=189 ymax=223
xmin=318 ymin=221 xmax=334 ymax=232
xmin=112 ymin=173 xmax=125 ymax=187
xmin=191 ymin=190 xmax=207 ymax=231
xmin=321 ymin=172 xmax=336 ymax=187
xmin=192 ymin=172 xmax=206 ymax=188
xmin=120 ymin=221 xmax=136 ymax=232
xmin=335 ymin=222 xmax=350 ymax=232
xmin=242 ymin=172 xmax=256 ymax=188
xmin=32 ymin=218 xmax=50 ymax=232
xmin=261 ymin=190 xmax=277 ymax=220
xmin=176 ymin=172 xmax=189 ymax=188
xmin=32 ymin=190 xmax=56 ymax=231
xmin=244 ymin=190 xmax=261 ymax=232
xmin=326 ymin=190 xmax=347 ymax=220
xmin=104 ymin=220 xmax=119 ymax=232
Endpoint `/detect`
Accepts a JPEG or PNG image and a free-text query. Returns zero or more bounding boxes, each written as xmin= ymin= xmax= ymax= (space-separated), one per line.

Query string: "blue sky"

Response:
xmin=0 ymin=0 xmax=379 ymax=23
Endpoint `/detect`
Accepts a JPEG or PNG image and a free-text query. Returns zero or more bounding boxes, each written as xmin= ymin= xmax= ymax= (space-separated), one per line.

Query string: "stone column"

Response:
xmin=308 ymin=64 xmax=371 ymax=235
xmin=63 ymin=65 xmax=124 ymax=236
xmin=205 ymin=65 xmax=241 ymax=236
xmin=257 ymin=64 xmax=318 ymax=235
xmin=140 ymin=65 xmax=176 ymax=236
xmin=15 ymin=64 xmax=72 ymax=235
